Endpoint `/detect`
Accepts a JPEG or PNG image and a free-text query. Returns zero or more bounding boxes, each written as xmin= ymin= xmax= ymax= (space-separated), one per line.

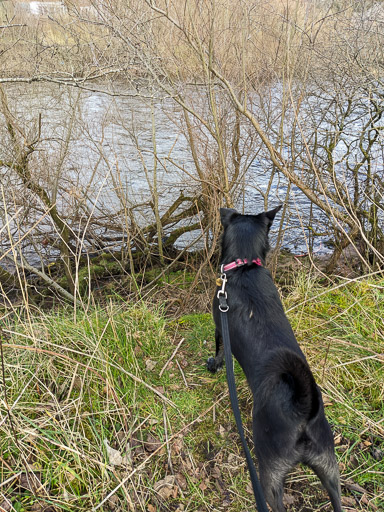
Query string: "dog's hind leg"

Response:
xmin=207 ymin=328 xmax=224 ymax=372
xmin=258 ymin=460 xmax=288 ymax=512
xmin=304 ymin=442 xmax=342 ymax=512
xmin=308 ymin=452 xmax=342 ymax=512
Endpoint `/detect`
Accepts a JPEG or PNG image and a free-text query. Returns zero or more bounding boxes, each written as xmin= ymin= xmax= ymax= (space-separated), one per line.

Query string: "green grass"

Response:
xmin=284 ymin=274 xmax=384 ymax=509
xmin=0 ymin=274 xmax=383 ymax=511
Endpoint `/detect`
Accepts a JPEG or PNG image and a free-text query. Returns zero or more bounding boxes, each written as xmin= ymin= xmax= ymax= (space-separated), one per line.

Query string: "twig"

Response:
xmin=65 ymin=363 xmax=80 ymax=402
xmin=0 ymin=471 xmax=22 ymax=488
xmin=330 ymin=354 xmax=384 ymax=368
xmin=159 ymin=338 xmax=185 ymax=377
xmin=163 ymin=406 xmax=174 ymax=475
xmin=11 ymin=255 xmax=75 ymax=303
xmin=176 ymin=359 xmax=188 ymax=388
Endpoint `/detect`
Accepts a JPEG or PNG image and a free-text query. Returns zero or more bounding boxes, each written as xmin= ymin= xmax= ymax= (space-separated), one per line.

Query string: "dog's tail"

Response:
xmin=254 ymin=348 xmax=320 ymax=421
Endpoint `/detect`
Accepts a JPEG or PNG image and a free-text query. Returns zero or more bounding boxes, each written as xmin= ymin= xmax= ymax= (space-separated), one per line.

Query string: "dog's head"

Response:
xmin=219 ymin=206 xmax=282 ymax=264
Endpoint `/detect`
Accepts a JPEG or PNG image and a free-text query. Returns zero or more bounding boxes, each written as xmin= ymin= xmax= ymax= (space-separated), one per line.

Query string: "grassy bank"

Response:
xmin=0 ymin=272 xmax=383 ymax=511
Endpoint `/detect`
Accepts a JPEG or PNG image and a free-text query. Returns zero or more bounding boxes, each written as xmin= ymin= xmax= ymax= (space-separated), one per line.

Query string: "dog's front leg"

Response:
xmin=207 ymin=328 xmax=224 ymax=373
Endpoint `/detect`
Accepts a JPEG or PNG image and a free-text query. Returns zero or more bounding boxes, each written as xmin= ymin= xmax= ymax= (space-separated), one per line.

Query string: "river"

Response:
xmin=1 ymin=80 xmax=370 ymax=269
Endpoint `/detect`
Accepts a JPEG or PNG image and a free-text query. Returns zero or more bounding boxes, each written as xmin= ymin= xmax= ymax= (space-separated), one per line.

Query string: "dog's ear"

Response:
xmin=265 ymin=205 xmax=283 ymax=226
xmin=220 ymin=208 xmax=237 ymax=228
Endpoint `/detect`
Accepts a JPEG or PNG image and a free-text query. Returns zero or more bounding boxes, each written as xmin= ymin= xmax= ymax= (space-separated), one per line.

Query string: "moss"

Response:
xmin=135 ymin=268 xmax=197 ymax=289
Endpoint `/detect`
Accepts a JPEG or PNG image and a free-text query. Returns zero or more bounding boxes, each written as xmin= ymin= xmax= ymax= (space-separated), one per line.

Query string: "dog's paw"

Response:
xmin=207 ymin=357 xmax=222 ymax=373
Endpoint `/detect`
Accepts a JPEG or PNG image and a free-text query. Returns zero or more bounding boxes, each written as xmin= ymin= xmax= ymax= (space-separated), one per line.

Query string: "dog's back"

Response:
xmin=209 ymin=208 xmax=343 ymax=512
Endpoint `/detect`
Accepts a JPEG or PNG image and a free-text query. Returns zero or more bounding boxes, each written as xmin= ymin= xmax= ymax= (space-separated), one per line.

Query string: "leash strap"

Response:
xmin=218 ymin=293 xmax=269 ymax=512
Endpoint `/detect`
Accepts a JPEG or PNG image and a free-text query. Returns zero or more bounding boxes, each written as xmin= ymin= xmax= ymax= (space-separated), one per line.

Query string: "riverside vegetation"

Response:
xmin=1 ymin=0 xmax=384 ymax=301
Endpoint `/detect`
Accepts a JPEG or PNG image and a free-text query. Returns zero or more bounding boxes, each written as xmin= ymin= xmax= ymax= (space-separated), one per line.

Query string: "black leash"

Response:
xmin=217 ymin=270 xmax=269 ymax=512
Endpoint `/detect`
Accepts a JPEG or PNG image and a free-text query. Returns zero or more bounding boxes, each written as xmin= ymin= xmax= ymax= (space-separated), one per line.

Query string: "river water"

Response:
xmin=0 ymin=81 xmax=358 ymax=269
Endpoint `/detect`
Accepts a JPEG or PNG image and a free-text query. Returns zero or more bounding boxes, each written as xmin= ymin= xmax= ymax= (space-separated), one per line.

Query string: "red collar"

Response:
xmin=221 ymin=258 xmax=262 ymax=272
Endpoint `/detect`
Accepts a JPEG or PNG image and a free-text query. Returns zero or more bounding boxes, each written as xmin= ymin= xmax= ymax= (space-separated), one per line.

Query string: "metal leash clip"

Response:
xmin=217 ymin=270 xmax=229 ymax=312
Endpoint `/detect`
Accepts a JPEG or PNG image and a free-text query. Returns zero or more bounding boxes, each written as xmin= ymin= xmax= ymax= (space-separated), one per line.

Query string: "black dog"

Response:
xmin=208 ymin=207 xmax=342 ymax=512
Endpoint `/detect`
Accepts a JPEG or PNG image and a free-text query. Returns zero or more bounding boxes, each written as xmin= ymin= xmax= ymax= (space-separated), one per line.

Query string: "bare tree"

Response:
xmin=1 ymin=0 xmax=384 ymax=303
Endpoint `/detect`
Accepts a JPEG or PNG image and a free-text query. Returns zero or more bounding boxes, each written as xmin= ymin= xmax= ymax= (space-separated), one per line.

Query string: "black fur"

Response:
xmin=208 ymin=207 xmax=342 ymax=512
